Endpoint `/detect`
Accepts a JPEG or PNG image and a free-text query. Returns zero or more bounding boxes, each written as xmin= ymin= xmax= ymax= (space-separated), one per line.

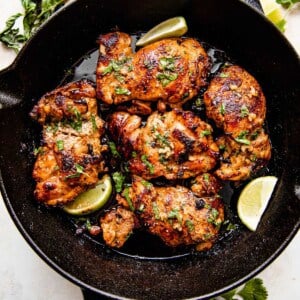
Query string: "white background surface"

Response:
xmin=0 ymin=1 xmax=299 ymax=299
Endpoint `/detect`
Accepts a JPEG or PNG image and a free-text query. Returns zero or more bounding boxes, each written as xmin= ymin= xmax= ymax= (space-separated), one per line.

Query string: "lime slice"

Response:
xmin=63 ymin=174 xmax=112 ymax=216
xmin=136 ymin=16 xmax=188 ymax=47
xmin=259 ymin=0 xmax=286 ymax=31
xmin=237 ymin=176 xmax=278 ymax=231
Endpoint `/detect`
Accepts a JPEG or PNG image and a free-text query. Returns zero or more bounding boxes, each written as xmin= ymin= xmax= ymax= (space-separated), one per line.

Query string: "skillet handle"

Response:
xmin=0 ymin=68 xmax=24 ymax=109
xmin=81 ymin=288 xmax=111 ymax=300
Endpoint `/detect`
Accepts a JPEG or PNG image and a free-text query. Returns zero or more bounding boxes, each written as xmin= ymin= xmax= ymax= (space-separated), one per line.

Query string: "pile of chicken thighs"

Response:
xmin=31 ymin=32 xmax=271 ymax=251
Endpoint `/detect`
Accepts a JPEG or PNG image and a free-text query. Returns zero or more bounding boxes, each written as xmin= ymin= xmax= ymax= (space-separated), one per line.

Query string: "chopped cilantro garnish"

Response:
xmin=112 ymin=172 xmax=125 ymax=193
xmin=123 ymin=187 xmax=134 ymax=211
xmin=65 ymin=163 xmax=85 ymax=179
xmin=152 ymin=202 xmax=160 ymax=220
xmin=91 ymin=115 xmax=97 ymax=132
xmin=220 ymin=103 xmax=226 ymax=115
xmin=201 ymin=130 xmax=211 ymax=137
xmin=156 ymin=72 xmax=178 ymax=87
xmin=185 ymin=219 xmax=194 ymax=232
xmin=141 ymin=154 xmax=154 ymax=174
xmin=56 ymin=140 xmax=64 ymax=151
xmin=108 ymin=141 xmax=121 ymax=158
xmin=235 ymin=131 xmax=250 ymax=145
xmin=115 ymin=86 xmax=131 ymax=95
xmin=33 ymin=147 xmax=44 ymax=156
xmin=240 ymin=105 xmax=249 ymax=117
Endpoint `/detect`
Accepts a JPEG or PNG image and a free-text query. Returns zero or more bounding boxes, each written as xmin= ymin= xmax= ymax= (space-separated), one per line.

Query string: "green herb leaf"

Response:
xmin=235 ymin=131 xmax=250 ymax=145
xmin=152 ymin=202 xmax=160 ymax=220
xmin=69 ymin=108 xmax=82 ymax=131
xmin=276 ymin=0 xmax=300 ymax=8
xmin=112 ymin=172 xmax=125 ymax=193
xmin=237 ymin=278 xmax=268 ymax=300
xmin=115 ymin=86 xmax=131 ymax=95
xmin=220 ymin=103 xmax=226 ymax=115
xmin=33 ymin=146 xmax=44 ymax=156
xmin=219 ymin=72 xmax=229 ymax=78
xmin=108 ymin=141 xmax=121 ymax=158
xmin=65 ymin=163 xmax=85 ymax=179
xmin=159 ymin=57 xmax=176 ymax=71
xmin=0 ymin=13 xmax=26 ymax=52
xmin=141 ymin=154 xmax=154 ymax=174
xmin=195 ymin=97 xmax=203 ymax=107
xmin=216 ymin=288 xmax=237 ymax=300
xmin=0 ymin=0 xmax=65 ymax=51
xmin=185 ymin=219 xmax=194 ymax=232
xmin=91 ymin=115 xmax=97 ymax=132
xmin=56 ymin=140 xmax=64 ymax=151
xmin=240 ymin=104 xmax=249 ymax=118
xmin=141 ymin=179 xmax=153 ymax=189
xmin=201 ymin=130 xmax=211 ymax=137
xmin=123 ymin=187 xmax=134 ymax=211
xmin=214 ymin=278 xmax=268 ymax=300
xmin=156 ymin=72 xmax=178 ymax=87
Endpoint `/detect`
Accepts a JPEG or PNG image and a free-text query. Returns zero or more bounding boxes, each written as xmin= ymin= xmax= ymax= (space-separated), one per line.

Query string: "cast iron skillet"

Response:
xmin=0 ymin=0 xmax=299 ymax=299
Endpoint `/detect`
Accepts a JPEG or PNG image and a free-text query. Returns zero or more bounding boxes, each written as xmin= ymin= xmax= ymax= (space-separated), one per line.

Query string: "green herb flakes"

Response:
xmin=123 ymin=187 xmax=134 ymax=211
xmin=91 ymin=115 xmax=97 ymax=131
xmin=112 ymin=172 xmax=125 ymax=193
xmin=220 ymin=103 xmax=226 ymax=115
xmin=108 ymin=141 xmax=121 ymax=158
xmin=141 ymin=154 xmax=154 ymax=174
xmin=65 ymin=163 xmax=85 ymax=179
xmin=201 ymin=130 xmax=211 ymax=137
xmin=33 ymin=147 xmax=44 ymax=156
xmin=240 ymin=104 xmax=249 ymax=117
xmin=115 ymin=86 xmax=131 ymax=95
xmin=152 ymin=202 xmax=160 ymax=220
xmin=185 ymin=220 xmax=194 ymax=232
xmin=235 ymin=131 xmax=250 ymax=145
xmin=56 ymin=140 xmax=64 ymax=151
xmin=156 ymin=72 xmax=178 ymax=87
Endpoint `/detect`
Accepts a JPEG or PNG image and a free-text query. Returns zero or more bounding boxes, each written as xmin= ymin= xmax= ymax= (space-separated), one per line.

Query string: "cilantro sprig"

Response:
xmin=0 ymin=0 xmax=66 ymax=52
xmin=276 ymin=0 xmax=300 ymax=8
xmin=212 ymin=278 xmax=268 ymax=300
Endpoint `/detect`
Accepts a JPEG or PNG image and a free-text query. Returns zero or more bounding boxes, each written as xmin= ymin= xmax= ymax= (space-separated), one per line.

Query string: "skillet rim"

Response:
xmin=0 ymin=0 xmax=299 ymax=298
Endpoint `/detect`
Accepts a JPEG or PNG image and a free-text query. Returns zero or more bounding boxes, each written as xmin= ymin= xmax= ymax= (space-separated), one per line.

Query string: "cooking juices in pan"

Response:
xmin=55 ymin=35 xmax=271 ymax=259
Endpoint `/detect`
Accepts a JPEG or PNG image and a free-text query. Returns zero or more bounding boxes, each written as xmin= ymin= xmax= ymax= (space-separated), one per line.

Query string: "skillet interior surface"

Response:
xmin=0 ymin=0 xmax=299 ymax=299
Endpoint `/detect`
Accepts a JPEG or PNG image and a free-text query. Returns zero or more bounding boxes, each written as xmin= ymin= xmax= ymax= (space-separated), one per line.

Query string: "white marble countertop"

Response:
xmin=0 ymin=1 xmax=299 ymax=299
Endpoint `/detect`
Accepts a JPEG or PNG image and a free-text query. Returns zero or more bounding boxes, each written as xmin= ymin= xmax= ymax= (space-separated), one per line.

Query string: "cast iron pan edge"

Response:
xmin=0 ymin=0 xmax=299 ymax=299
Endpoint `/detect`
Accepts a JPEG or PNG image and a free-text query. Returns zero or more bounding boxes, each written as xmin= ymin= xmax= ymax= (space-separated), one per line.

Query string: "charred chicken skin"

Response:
xmin=96 ymin=32 xmax=210 ymax=107
xmin=108 ymin=109 xmax=219 ymax=180
xmin=31 ymin=80 xmax=107 ymax=206
xmin=114 ymin=175 xmax=224 ymax=250
xmin=204 ymin=65 xmax=266 ymax=138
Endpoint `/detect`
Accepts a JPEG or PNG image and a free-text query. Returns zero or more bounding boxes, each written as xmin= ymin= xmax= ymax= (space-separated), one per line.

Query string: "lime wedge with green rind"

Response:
xmin=136 ymin=16 xmax=188 ymax=47
xmin=237 ymin=176 xmax=278 ymax=231
xmin=63 ymin=174 xmax=112 ymax=216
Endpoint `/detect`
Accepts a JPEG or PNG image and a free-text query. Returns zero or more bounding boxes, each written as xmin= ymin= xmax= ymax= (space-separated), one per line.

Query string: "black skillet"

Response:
xmin=0 ymin=0 xmax=299 ymax=299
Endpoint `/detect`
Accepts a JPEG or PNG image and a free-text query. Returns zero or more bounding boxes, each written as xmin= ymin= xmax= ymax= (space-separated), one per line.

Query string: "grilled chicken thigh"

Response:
xmin=115 ymin=175 xmax=224 ymax=250
xmin=204 ymin=65 xmax=266 ymax=138
xmin=108 ymin=109 xmax=219 ymax=180
xmin=100 ymin=206 xmax=136 ymax=248
xmin=216 ymin=129 xmax=271 ymax=181
xmin=96 ymin=32 xmax=210 ymax=107
xmin=31 ymin=80 xmax=107 ymax=205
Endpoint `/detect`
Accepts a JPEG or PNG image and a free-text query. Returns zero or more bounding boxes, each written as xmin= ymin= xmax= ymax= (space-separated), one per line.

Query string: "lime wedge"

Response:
xmin=63 ymin=174 xmax=112 ymax=216
xmin=136 ymin=16 xmax=188 ymax=47
xmin=260 ymin=0 xmax=286 ymax=31
xmin=237 ymin=176 xmax=278 ymax=231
